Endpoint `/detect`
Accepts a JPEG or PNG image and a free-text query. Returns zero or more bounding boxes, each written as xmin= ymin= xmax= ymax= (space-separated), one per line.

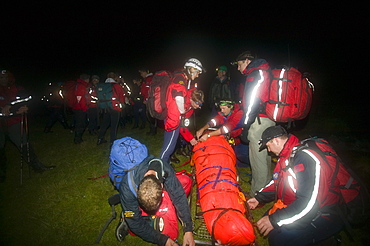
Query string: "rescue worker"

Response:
xmin=87 ymin=75 xmax=99 ymax=135
xmin=72 ymin=73 xmax=90 ymax=144
xmin=196 ymin=100 xmax=250 ymax=167
xmin=139 ymin=68 xmax=156 ymax=135
xmin=117 ymin=155 xmax=195 ymax=246
xmin=234 ymin=51 xmax=275 ymax=197
xmin=0 ymin=70 xmax=55 ymax=181
xmin=247 ymin=126 xmax=344 ymax=246
xmin=97 ymin=72 xmax=126 ymax=146
xmin=159 ymin=58 xmax=205 ymax=165
xmin=208 ymin=65 xmax=232 ymax=117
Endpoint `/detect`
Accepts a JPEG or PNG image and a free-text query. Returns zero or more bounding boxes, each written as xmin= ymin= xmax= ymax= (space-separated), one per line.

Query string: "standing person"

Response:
xmin=87 ymin=75 xmax=99 ymax=135
xmin=208 ymin=65 xmax=232 ymax=117
xmin=234 ymin=51 xmax=275 ymax=197
xmin=97 ymin=72 xmax=126 ymax=146
xmin=159 ymin=58 xmax=205 ymax=165
xmin=131 ymin=77 xmax=146 ymax=129
xmin=0 ymin=69 xmax=55 ymax=181
xmin=247 ymin=126 xmax=344 ymax=245
xmin=196 ymin=100 xmax=250 ymax=167
xmin=42 ymin=82 xmax=69 ymax=133
xmin=72 ymin=73 xmax=90 ymax=144
xmin=139 ymin=68 xmax=157 ymax=135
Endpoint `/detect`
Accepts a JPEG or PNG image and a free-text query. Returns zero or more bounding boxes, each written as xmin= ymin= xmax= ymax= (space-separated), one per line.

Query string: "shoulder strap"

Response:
xmin=127 ymin=169 xmax=137 ymax=197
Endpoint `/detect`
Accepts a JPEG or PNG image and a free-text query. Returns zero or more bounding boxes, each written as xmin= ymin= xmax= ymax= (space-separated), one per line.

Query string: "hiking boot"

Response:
xmin=97 ymin=139 xmax=107 ymax=145
xmin=115 ymin=214 xmax=129 ymax=242
xmin=31 ymin=162 xmax=56 ymax=173
xmin=170 ymin=154 xmax=180 ymax=164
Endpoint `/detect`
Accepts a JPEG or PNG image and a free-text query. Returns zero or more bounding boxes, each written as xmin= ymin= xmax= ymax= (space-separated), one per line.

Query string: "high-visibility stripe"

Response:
xmin=277 ymin=149 xmax=320 ymax=226
xmin=244 ymin=70 xmax=265 ymax=124
xmin=273 ymin=69 xmax=285 ymax=121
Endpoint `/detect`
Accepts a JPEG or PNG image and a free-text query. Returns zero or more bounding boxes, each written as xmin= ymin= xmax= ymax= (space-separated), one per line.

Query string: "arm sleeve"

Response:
xmin=163 ymin=164 xmax=193 ymax=233
xmin=269 ymin=150 xmax=321 ymax=229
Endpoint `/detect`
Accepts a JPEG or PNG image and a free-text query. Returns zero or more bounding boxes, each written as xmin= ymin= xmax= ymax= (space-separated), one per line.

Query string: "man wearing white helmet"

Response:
xmin=159 ymin=58 xmax=205 ymax=165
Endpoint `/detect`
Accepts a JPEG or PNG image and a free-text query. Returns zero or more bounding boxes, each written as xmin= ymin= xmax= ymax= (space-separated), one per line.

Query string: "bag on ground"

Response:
xmin=109 ymin=137 xmax=148 ymax=189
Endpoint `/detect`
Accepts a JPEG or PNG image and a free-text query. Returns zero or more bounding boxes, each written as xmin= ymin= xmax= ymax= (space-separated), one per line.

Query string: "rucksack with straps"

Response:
xmin=62 ymin=80 xmax=79 ymax=108
xmin=265 ymin=67 xmax=314 ymax=124
xmin=109 ymin=137 xmax=148 ymax=190
xmin=293 ymin=137 xmax=370 ymax=226
xmin=147 ymin=70 xmax=172 ymax=120
xmin=97 ymin=83 xmax=114 ymax=109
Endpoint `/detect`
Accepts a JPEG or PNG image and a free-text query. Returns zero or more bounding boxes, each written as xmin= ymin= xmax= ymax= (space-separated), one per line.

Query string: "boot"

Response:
xmin=97 ymin=138 xmax=107 ymax=145
xmin=116 ymin=212 xmax=129 ymax=242
xmin=170 ymin=154 xmax=180 ymax=164
xmin=30 ymin=161 xmax=56 ymax=173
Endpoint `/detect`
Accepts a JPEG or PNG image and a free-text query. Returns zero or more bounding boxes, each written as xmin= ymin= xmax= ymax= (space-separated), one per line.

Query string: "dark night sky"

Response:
xmin=1 ymin=2 xmax=367 ymax=100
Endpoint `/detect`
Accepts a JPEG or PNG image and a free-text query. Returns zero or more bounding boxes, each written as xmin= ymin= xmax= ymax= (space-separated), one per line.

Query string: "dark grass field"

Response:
xmin=0 ymin=105 xmax=369 ymax=246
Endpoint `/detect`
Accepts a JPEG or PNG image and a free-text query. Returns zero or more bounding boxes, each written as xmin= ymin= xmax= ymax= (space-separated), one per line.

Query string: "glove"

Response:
xmin=240 ymin=127 xmax=249 ymax=144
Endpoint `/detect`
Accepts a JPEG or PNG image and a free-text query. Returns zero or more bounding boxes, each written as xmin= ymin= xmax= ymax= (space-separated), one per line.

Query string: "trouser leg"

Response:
xmin=248 ymin=117 xmax=275 ymax=196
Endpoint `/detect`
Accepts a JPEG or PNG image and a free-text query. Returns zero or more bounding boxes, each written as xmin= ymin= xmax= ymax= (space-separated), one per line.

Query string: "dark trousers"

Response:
xmin=98 ymin=108 xmax=120 ymax=144
xmin=1 ymin=121 xmax=40 ymax=174
xmin=132 ymin=101 xmax=146 ymax=127
xmin=268 ymin=213 xmax=343 ymax=246
xmin=160 ymin=126 xmax=180 ymax=164
xmin=87 ymin=107 xmax=99 ymax=131
xmin=73 ymin=109 xmax=87 ymax=142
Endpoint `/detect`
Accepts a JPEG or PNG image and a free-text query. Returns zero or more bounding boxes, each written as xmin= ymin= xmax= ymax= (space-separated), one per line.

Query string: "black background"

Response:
xmin=1 ymin=2 xmax=367 ymax=131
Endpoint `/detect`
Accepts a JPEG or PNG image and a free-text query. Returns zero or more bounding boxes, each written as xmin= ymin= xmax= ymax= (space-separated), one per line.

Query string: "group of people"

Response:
xmin=118 ymin=54 xmax=346 ymax=246
xmin=1 ymin=50 xmax=347 ymax=246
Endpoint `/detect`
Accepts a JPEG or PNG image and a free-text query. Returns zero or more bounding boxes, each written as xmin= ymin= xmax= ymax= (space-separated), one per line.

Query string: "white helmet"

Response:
xmin=184 ymin=58 xmax=205 ymax=74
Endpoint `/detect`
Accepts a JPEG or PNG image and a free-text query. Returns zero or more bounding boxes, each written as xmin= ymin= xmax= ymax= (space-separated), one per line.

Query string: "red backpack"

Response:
xmin=265 ymin=67 xmax=314 ymax=123
xmin=147 ymin=71 xmax=172 ymax=120
xmin=62 ymin=80 xmax=78 ymax=108
xmin=295 ymin=137 xmax=370 ymax=226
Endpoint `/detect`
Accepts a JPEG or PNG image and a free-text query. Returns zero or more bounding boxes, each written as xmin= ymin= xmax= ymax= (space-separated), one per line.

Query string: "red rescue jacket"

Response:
xmin=165 ymin=71 xmax=188 ymax=131
xmin=255 ymin=135 xmax=341 ymax=229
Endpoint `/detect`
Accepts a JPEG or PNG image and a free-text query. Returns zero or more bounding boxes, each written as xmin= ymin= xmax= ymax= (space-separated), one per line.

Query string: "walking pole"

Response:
xmin=24 ymin=112 xmax=31 ymax=177
xmin=20 ymin=113 xmax=24 ymax=186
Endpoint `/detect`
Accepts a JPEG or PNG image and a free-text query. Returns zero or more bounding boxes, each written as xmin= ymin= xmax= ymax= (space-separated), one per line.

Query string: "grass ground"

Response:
xmin=0 ymin=107 xmax=369 ymax=246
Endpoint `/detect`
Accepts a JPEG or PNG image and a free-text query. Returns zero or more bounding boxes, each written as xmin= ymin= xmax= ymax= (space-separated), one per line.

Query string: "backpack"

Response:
xmin=147 ymin=71 xmax=172 ymax=120
xmin=97 ymin=83 xmax=114 ymax=109
xmin=265 ymin=67 xmax=314 ymax=123
xmin=108 ymin=137 xmax=148 ymax=190
xmin=62 ymin=80 xmax=78 ymax=108
xmin=295 ymin=137 xmax=370 ymax=226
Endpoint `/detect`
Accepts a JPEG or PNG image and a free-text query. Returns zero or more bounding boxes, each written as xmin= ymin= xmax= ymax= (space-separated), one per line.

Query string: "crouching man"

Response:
xmin=247 ymin=126 xmax=343 ymax=246
xmin=118 ymin=156 xmax=195 ymax=246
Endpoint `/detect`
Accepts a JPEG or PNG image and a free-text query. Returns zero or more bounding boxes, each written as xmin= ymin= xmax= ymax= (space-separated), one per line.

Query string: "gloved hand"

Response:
xmin=240 ymin=127 xmax=249 ymax=144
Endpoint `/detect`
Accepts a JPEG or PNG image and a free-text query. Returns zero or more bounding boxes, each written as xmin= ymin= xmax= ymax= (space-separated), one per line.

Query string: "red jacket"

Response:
xmin=72 ymin=78 xmax=89 ymax=111
xmin=110 ymin=83 xmax=126 ymax=111
xmin=0 ymin=84 xmax=28 ymax=126
xmin=255 ymin=135 xmax=341 ymax=229
xmin=179 ymin=88 xmax=197 ymax=142
xmin=165 ymin=71 xmax=188 ymax=131
xmin=207 ymin=103 xmax=244 ymax=142
xmin=241 ymin=59 xmax=271 ymax=129
xmin=87 ymin=84 xmax=98 ymax=109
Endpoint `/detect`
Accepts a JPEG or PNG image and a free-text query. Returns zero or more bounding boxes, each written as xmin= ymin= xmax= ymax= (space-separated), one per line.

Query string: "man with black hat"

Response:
xmin=246 ymin=126 xmax=343 ymax=246
xmin=233 ymin=51 xmax=275 ymax=197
